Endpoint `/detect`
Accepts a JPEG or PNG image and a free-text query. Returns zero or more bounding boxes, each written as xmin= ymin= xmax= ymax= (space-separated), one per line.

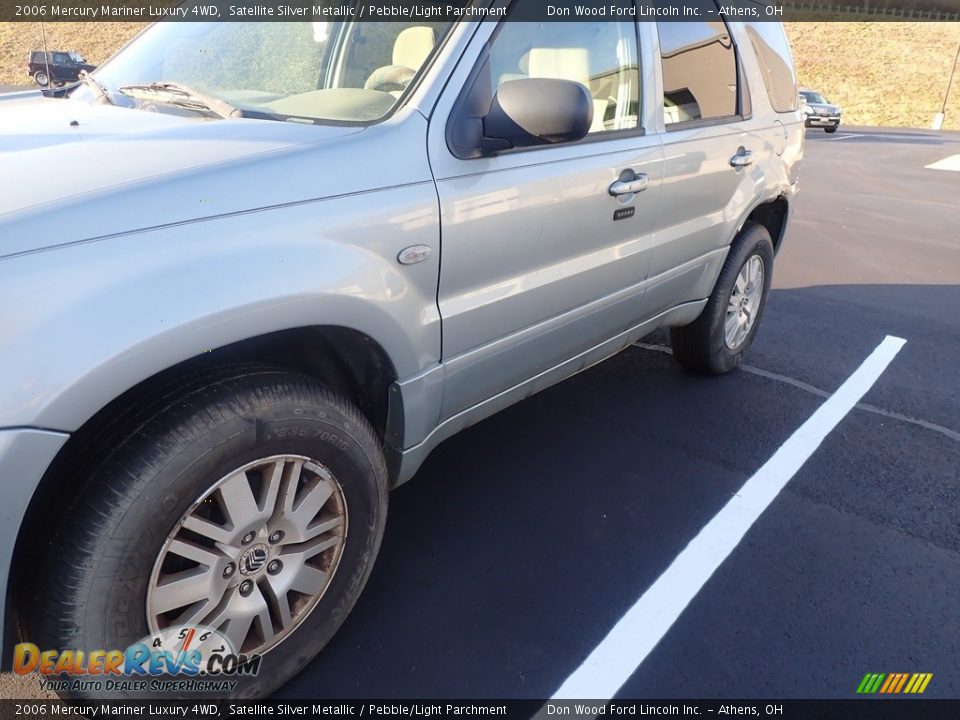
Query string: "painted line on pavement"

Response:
xmin=636 ymin=343 xmax=959 ymax=444
xmin=548 ymin=336 xmax=907 ymax=702
xmin=926 ymin=154 xmax=960 ymax=172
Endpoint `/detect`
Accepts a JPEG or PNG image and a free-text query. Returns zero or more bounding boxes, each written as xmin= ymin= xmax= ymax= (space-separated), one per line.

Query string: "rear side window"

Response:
xmin=657 ymin=21 xmax=738 ymax=126
xmin=744 ymin=22 xmax=798 ymax=113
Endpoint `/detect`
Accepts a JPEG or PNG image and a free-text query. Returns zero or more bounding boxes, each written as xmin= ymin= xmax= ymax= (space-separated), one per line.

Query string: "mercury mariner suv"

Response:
xmin=0 ymin=11 xmax=802 ymax=699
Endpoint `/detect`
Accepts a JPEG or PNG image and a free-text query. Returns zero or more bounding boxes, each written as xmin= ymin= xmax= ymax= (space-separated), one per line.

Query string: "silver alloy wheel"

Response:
xmin=725 ymin=254 xmax=765 ymax=350
xmin=147 ymin=455 xmax=348 ymax=655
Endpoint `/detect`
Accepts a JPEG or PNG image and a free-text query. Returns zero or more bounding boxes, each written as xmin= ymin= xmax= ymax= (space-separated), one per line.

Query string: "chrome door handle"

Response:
xmin=730 ymin=149 xmax=754 ymax=168
xmin=609 ymin=174 xmax=649 ymax=196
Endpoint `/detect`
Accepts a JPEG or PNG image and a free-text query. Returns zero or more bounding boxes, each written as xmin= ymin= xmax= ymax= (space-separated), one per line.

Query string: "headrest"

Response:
xmin=393 ymin=26 xmax=437 ymax=70
xmin=527 ymin=48 xmax=590 ymax=86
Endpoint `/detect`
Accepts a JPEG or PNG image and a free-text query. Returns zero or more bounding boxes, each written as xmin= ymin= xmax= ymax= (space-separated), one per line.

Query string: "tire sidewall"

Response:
xmin=54 ymin=385 xmax=385 ymax=700
xmin=704 ymin=225 xmax=775 ymax=373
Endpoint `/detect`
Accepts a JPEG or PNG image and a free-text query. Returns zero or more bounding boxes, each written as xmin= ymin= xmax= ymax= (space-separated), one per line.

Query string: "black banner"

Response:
xmin=1 ymin=0 xmax=959 ymax=22
xmin=3 ymin=700 xmax=960 ymax=720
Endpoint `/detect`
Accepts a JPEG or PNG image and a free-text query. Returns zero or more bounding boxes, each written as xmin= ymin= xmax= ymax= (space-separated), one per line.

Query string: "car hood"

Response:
xmin=0 ymin=95 xmax=365 ymax=258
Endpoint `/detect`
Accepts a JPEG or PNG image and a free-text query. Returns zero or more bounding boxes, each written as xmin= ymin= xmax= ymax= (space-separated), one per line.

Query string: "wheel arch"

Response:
xmin=740 ymin=195 xmax=790 ymax=254
xmin=7 ymin=325 xmax=403 ymax=661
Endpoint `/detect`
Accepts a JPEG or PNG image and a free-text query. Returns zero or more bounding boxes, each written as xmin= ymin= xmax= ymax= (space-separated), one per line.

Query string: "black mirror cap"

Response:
xmin=482 ymin=78 xmax=593 ymax=152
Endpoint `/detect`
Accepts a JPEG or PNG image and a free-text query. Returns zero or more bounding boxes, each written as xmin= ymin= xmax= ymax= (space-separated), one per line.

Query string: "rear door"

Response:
xmin=428 ymin=12 xmax=665 ymax=420
xmin=642 ymin=17 xmax=767 ymax=316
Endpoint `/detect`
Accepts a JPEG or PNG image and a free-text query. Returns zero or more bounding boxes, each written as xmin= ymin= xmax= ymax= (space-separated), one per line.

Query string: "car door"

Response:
xmin=641 ymin=18 xmax=767 ymax=317
xmin=427 ymin=12 xmax=664 ymax=421
xmin=52 ymin=53 xmax=72 ymax=81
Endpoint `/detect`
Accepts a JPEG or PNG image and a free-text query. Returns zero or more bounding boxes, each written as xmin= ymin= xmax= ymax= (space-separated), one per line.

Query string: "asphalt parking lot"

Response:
xmin=2 ymin=126 xmax=958 ymax=702
xmin=272 ymin=127 xmax=960 ymax=700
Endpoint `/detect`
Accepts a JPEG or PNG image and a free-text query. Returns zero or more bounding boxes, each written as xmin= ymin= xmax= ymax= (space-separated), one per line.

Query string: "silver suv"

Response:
xmin=800 ymin=88 xmax=842 ymax=133
xmin=0 ymin=15 xmax=802 ymax=699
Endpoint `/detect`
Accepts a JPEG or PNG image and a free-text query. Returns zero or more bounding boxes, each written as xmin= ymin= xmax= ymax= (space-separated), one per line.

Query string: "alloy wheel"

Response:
xmin=725 ymin=254 xmax=765 ymax=350
xmin=146 ymin=455 xmax=348 ymax=655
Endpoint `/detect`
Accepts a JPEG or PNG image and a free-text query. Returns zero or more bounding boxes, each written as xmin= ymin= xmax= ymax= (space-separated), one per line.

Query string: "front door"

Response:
xmin=428 ymin=15 xmax=664 ymax=420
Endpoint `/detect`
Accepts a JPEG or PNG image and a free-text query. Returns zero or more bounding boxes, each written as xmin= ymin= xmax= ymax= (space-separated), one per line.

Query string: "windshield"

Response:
xmin=800 ymin=91 xmax=828 ymax=104
xmin=76 ymin=20 xmax=454 ymax=123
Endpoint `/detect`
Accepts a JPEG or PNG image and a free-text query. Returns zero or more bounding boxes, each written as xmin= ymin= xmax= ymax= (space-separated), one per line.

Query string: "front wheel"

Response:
xmin=670 ymin=223 xmax=774 ymax=374
xmin=29 ymin=368 xmax=388 ymax=700
xmin=825 ymin=126 xmax=838 ymax=134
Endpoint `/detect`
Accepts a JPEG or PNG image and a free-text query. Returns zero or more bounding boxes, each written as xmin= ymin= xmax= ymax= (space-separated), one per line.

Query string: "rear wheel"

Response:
xmin=670 ymin=223 xmax=774 ymax=374
xmin=33 ymin=70 xmax=48 ymax=87
xmin=29 ymin=368 xmax=388 ymax=699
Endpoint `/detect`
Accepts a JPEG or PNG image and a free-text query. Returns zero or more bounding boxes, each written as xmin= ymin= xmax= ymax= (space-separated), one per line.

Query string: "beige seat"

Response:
xmin=393 ymin=26 xmax=436 ymax=71
xmin=526 ymin=48 xmax=607 ymax=133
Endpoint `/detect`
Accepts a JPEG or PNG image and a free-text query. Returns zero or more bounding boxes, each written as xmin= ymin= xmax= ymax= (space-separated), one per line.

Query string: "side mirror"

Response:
xmin=482 ymin=78 xmax=593 ymax=152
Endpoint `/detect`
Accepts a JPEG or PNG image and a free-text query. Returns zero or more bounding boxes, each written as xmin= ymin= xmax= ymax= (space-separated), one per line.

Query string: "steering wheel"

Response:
xmin=364 ymin=65 xmax=416 ymax=94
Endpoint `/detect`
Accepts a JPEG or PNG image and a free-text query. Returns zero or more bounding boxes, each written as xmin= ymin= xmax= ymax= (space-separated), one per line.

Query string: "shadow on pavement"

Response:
xmin=275 ymin=282 xmax=958 ymax=699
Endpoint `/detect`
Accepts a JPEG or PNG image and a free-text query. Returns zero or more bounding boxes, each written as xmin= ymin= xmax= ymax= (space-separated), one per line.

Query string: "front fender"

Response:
xmin=0 ymin=184 xmax=441 ymax=432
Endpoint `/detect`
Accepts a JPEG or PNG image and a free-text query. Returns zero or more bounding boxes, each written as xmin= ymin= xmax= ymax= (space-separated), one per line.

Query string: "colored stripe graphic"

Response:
xmin=858 ymin=673 xmax=932 ymax=694
xmin=894 ymin=673 xmax=910 ymax=693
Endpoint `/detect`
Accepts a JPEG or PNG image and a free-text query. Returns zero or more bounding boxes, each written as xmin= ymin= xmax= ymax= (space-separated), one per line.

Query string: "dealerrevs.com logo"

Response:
xmin=13 ymin=626 xmax=261 ymax=694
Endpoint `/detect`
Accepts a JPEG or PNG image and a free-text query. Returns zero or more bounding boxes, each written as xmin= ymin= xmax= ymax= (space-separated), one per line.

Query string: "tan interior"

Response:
xmin=393 ymin=26 xmax=437 ymax=71
xmin=519 ymin=48 xmax=608 ymax=133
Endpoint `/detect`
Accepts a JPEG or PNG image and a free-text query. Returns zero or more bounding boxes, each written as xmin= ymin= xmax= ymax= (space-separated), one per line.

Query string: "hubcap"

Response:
xmin=725 ymin=255 xmax=765 ymax=351
xmin=147 ymin=455 xmax=348 ymax=655
xmin=239 ymin=544 xmax=270 ymax=576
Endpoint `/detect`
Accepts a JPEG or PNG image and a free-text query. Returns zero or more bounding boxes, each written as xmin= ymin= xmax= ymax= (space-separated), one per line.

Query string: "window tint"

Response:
xmin=53 ymin=53 xmax=71 ymax=64
xmin=744 ymin=22 xmax=798 ymax=113
xmin=487 ymin=19 xmax=640 ymax=135
xmin=657 ymin=21 xmax=738 ymax=125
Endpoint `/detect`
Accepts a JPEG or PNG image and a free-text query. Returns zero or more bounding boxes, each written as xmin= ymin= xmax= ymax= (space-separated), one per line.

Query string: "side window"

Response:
xmin=744 ymin=22 xmax=798 ymax=113
xmin=487 ymin=20 xmax=640 ymax=135
xmin=656 ymin=21 xmax=738 ymax=126
xmin=53 ymin=53 xmax=71 ymax=65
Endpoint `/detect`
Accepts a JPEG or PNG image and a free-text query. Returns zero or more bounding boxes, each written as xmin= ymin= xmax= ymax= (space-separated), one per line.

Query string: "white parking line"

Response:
xmin=830 ymin=133 xmax=865 ymax=140
xmin=925 ymin=154 xmax=960 ymax=172
xmin=637 ymin=343 xmax=960 ymax=444
xmin=548 ymin=335 xmax=907 ymax=702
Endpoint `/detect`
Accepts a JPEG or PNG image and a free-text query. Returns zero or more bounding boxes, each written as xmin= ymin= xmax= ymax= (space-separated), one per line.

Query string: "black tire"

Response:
xmin=28 ymin=368 xmax=388 ymax=700
xmin=33 ymin=70 xmax=49 ymax=87
xmin=670 ymin=223 xmax=774 ymax=375
xmin=825 ymin=126 xmax=838 ymax=134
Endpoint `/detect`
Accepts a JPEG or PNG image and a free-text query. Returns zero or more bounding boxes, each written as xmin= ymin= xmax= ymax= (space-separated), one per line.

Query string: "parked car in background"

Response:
xmin=0 ymin=15 xmax=802 ymax=700
xmin=27 ymin=50 xmax=96 ymax=87
xmin=800 ymin=88 xmax=842 ymax=133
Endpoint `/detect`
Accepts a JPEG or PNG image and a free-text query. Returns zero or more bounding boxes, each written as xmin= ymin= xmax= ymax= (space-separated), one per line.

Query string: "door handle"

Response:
xmin=609 ymin=173 xmax=649 ymax=196
xmin=730 ymin=149 xmax=754 ymax=168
